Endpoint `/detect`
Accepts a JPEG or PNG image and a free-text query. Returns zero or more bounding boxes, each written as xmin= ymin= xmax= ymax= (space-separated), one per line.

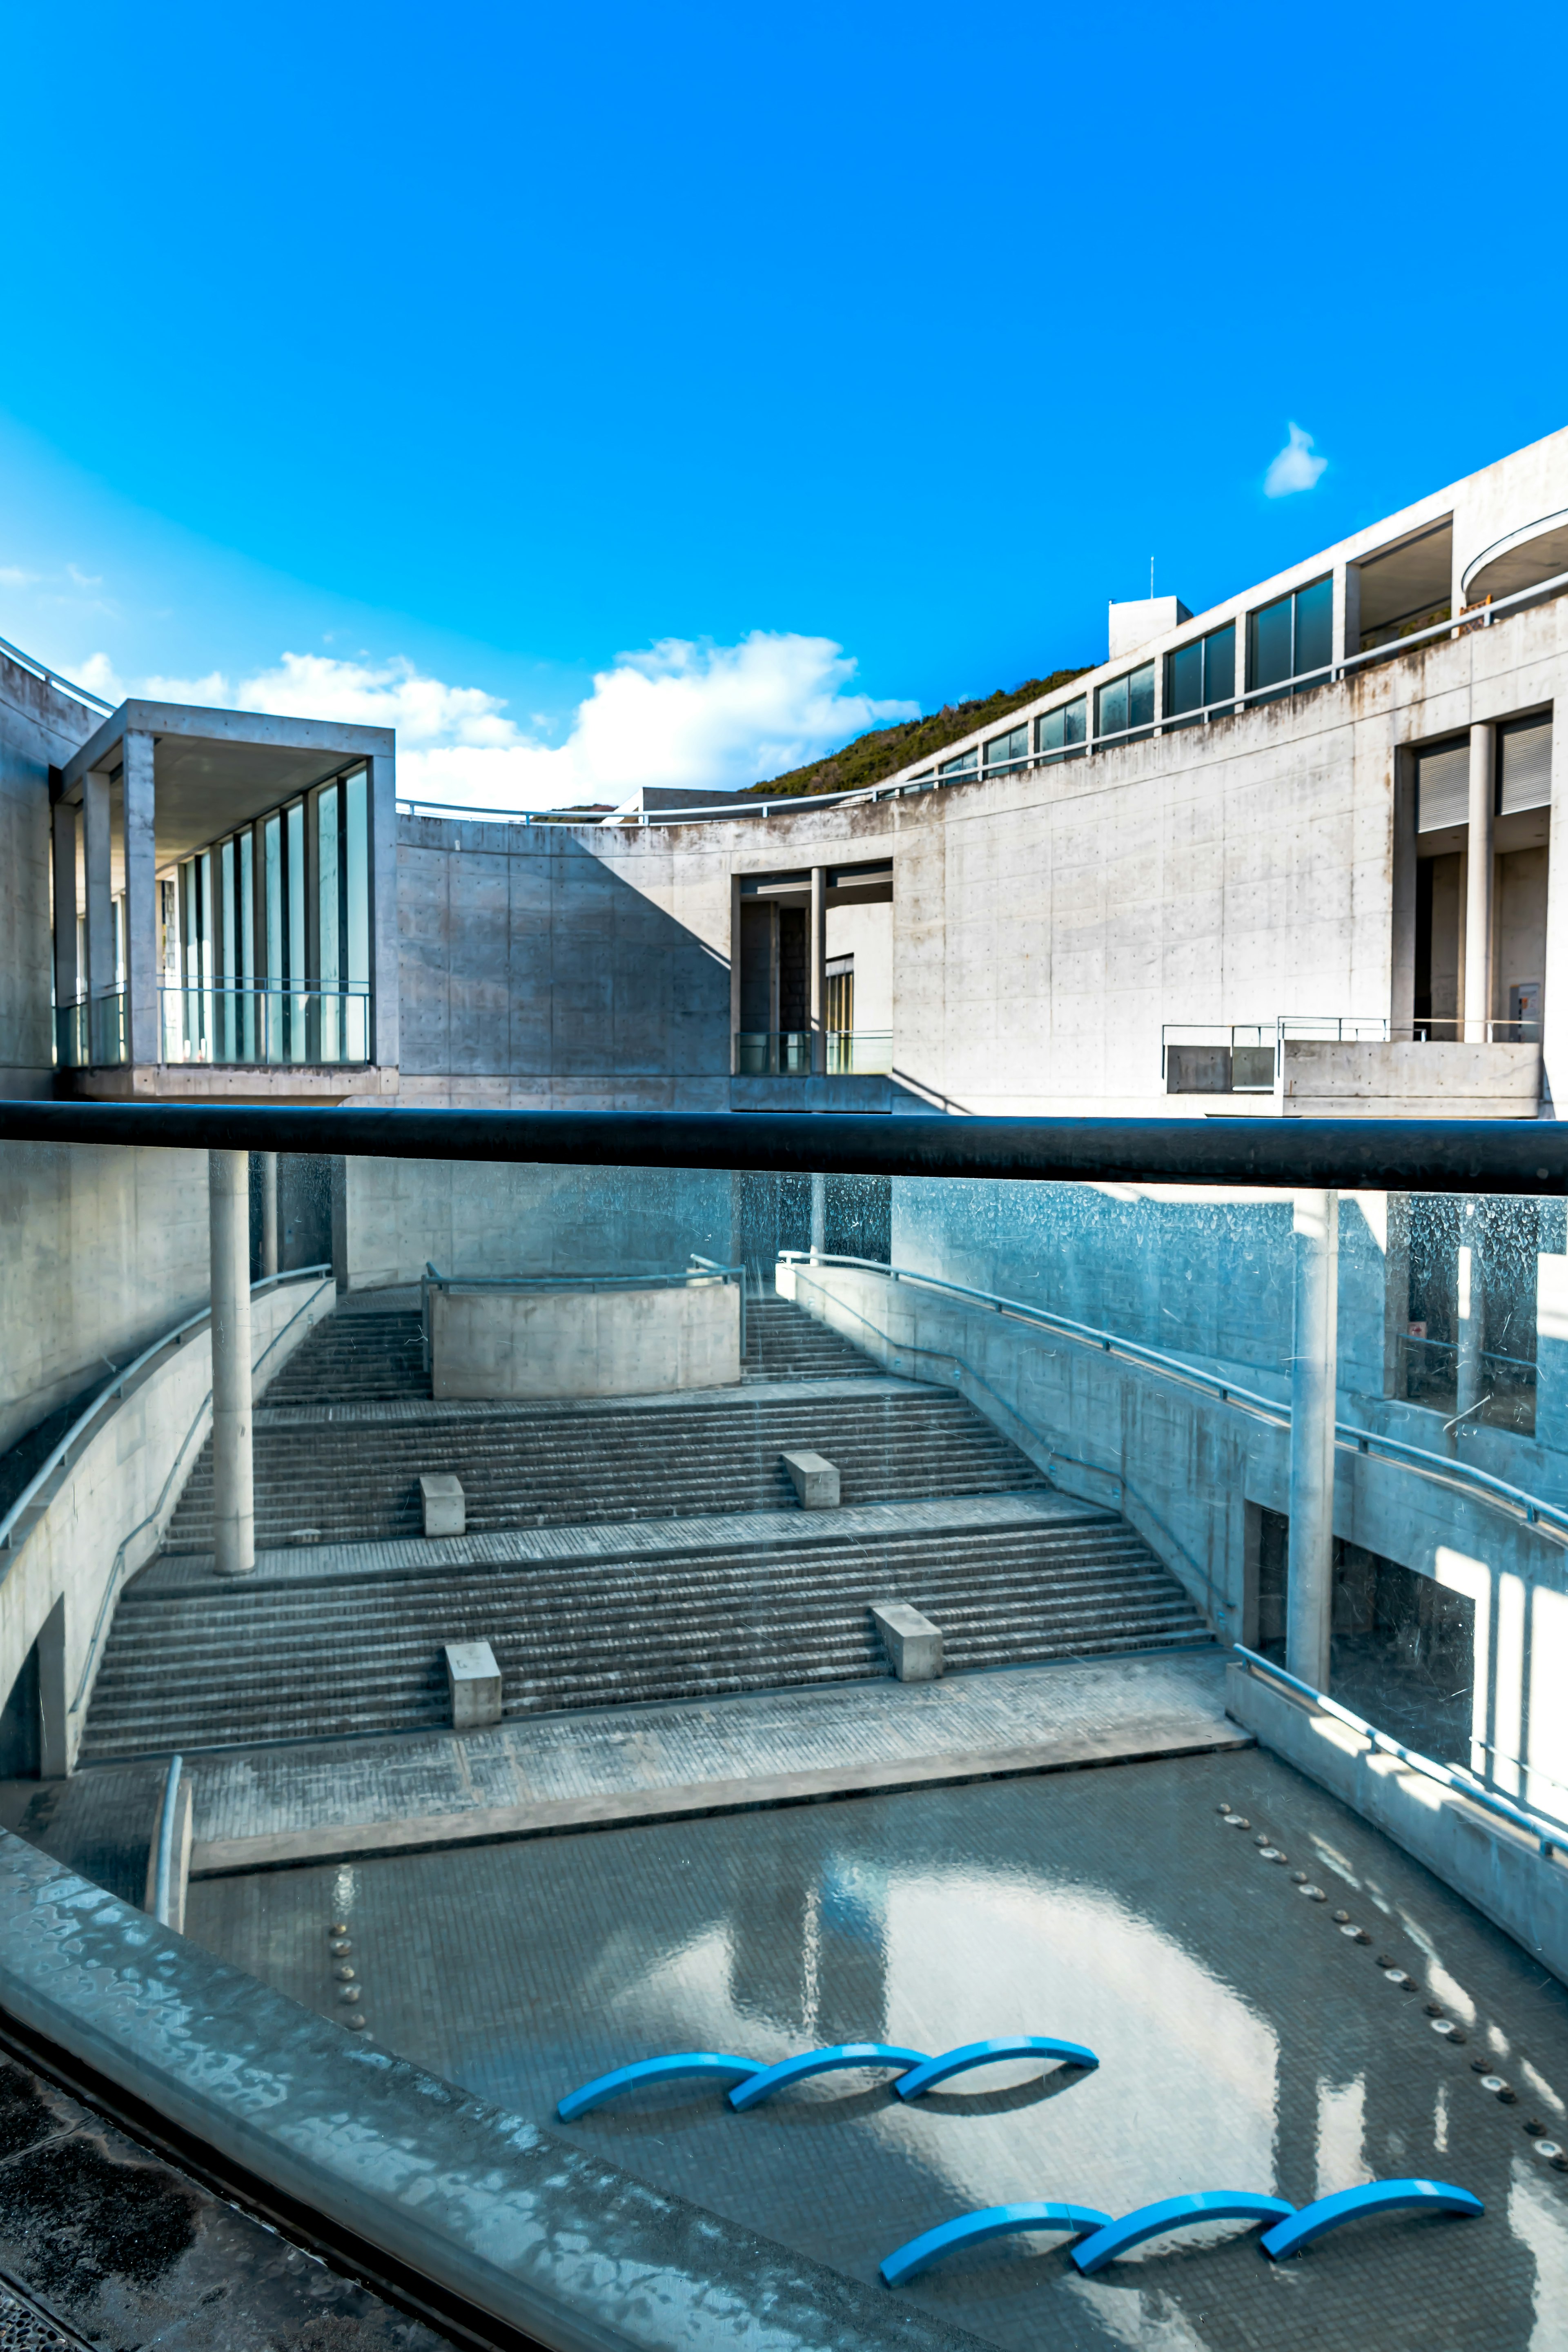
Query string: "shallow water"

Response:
xmin=190 ymin=1746 xmax=1568 ymax=2351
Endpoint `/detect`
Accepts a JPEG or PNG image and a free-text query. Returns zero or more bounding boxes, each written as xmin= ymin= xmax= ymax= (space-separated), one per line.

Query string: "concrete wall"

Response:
xmin=342 ymin=1155 xmax=737 ymax=1293
xmin=430 ymin=1280 xmax=739 ymax=1400
xmin=1226 ymin=1662 xmax=1568 ymax=1990
xmin=784 ymin=1249 xmax=1568 ymax=1824
xmin=0 ymin=1272 xmax=335 ymax=1772
xmin=0 ymin=652 xmax=98 ymax=1094
xmin=1279 ymin=1037 xmax=1543 ymax=1116
xmin=0 ymin=1140 xmax=213 ymax=1462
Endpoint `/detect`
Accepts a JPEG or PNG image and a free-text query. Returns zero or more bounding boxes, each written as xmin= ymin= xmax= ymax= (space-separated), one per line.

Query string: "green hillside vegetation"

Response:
xmin=742 ymin=667 xmax=1092 ymax=800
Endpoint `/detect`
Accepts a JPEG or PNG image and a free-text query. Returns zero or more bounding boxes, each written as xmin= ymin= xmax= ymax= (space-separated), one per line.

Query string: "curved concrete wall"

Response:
xmin=0 ymin=1271 xmax=335 ymax=1772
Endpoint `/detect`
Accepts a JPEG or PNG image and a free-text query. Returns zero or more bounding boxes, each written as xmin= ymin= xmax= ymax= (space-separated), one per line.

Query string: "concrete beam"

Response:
xmin=58 ymin=700 xmax=394 ymax=795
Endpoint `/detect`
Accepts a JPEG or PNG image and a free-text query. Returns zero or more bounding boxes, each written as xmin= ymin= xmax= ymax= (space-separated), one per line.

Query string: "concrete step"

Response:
xmin=79 ymin=1514 xmax=1209 ymax=1760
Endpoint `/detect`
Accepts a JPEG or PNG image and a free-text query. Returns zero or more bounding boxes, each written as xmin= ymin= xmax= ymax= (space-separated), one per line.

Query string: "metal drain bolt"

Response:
xmin=1526 ymin=2119 xmax=1548 ymax=2137
xmin=334 ymin=1964 xmax=356 ymax=1982
xmin=1292 ymin=1871 xmax=1309 ymax=1885
xmin=1472 ymin=2058 xmax=1493 ymax=2074
xmin=1332 ymin=1909 xmax=1351 ymax=1924
xmin=339 ymin=1986 xmax=361 ymax=2004
xmin=1425 ymin=2002 xmax=1445 ymax=2016
xmin=330 ymin=1939 xmax=352 ymax=1956
xmin=330 ymin=1922 xmax=349 ymax=1936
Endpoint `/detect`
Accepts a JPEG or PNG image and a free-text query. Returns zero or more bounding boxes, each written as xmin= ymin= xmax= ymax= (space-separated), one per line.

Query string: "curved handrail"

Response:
xmin=728 ymin=2044 xmax=927 ymax=2110
xmin=0 ymin=629 xmax=115 ymax=714
xmin=780 ymin=1251 xmax=1568 ymax=1551
xmin=1260 ymin=2178 xmax=1482 ymax=2260
xmin=556 ymin=2053 xmax=761 ymax=2120
xmin=1070 ymin=2192 xmax=1295 ymax=2274
xmin=0 ymin=1265 xmax=332 ymax=1559
xmin=894 ymin=2038 xmax=1099 ymax=2100
xmin=880 ymin=2204 xmax=1111 ymax=2285
xmin=149 ymin=1754 xmax=184 ymax=1925
xmin=1235 ymin=1644 xmax=1567 ymax=1859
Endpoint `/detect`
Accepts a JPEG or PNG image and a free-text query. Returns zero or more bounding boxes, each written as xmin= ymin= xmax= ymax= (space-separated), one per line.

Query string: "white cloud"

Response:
xmin=0 ymin=565 xmax=39 ymax=588
xmin=89 ymin=633 xmax=915 ymax=811
xmin=1264 ymin=422 xmax=1327 ymax=498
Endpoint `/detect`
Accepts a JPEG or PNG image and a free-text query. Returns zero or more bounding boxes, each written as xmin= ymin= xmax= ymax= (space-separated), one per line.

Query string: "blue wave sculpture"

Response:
xmin=1260 ymin=2178 xmax=1483 ymax=2259
xmin=881 ymin=2203 xmax=1112 ymax=2285
xmin=728 ymin=2042 xmax=929 ymax=2110
xmin=895 ymin=2036 xmax=1100 ymax=2100
xmin=557 ymin=2052 xmax=761 ymax=2121
xmin=1071 ymin=2192 xmax=1296 ymax=2274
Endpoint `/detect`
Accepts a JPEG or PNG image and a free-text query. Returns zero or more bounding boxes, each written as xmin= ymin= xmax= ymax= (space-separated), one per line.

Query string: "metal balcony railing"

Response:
xmin=734 ymin=1030 xmax=894 ymax=1076
xmin=160 ymin=982 xmax=372 ymax=1067
xmin=55 ymin=991 xmax=126 ymax=1068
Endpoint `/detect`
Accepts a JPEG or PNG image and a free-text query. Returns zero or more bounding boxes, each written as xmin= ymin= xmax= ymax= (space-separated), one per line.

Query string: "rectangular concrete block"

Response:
xmin=871 ymin=1601 xmax=943 ymax=1682
xmin=421 ymin=1472 xmax=466 ymax=1537
xmin=781 ymin=1450 xmax=840 ymax=1509
xmin=444 ymin=1639 xmax=502 ymax=1730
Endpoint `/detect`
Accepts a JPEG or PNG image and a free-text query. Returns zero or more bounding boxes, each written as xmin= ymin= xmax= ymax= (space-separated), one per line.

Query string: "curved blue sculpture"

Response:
xmin=728 ymin=2042 xmax=928 ymax=2110
xmin=894 ymin=2036 xmax=1100 ymax=2101
xmin=880 ymin=2202 xmax=1113 ymax=2285
xmin=557 ymin=2053 xmax=761 ymax=2121
xmin=1260 ymin=2178 xmax=1483 ymax=2260
xmin=1071 ymin=2192 xmax=1295 ymax=2274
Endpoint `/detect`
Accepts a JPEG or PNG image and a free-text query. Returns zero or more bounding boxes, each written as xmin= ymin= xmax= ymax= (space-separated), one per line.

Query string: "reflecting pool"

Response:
xmin=189 ymin=1749 xmax=1568 ymax=2351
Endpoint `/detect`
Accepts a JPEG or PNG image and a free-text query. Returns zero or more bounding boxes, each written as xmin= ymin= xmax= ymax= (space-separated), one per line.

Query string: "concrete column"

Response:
xmin=809 ymin=1172 xmax=826 ymax=1261
xmin=1286 ymin=1189 xmax=1339 ymax=1691
xmin=209 ymin=1151 xmax=255 ymax=1577
xmin=809 ymin=866 xmax=827 ymax=1075
xmin=368 ymin=750 xmax=399 ymax=1072
xmin=122 ymin=730 xmax=158 ymax=1068
xmin=257 ymin=1152 xmax=279 ymax=1278
xmin=81 ymin=770 xmax=115 ymax=1062
xmin=51 ymin=802 xmax=78 ymax=1056
xmin=1464 ymin=722 xmax=1495 ymax=1042
xmin=1456 ymin=1202 xmax=1484 ymax=1421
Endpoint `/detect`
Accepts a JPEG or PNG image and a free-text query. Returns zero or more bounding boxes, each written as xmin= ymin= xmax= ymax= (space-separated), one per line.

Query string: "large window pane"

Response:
xmin=1250 ymin=593 xmax=1294 ymax=690
xmin=938 ymin=748 xmax=977 ymax=778
xmin=1036 ymin=697 xmax=1086 ymax=759
xmin=1127 ymin=661 xmax=1155 ymax=731
xmin=1096 ymin=675 xmax=1129 ymax=737
xmin=1166 ymin=639 xmax=1204 ymax=717
xmin=1295 ymin=575 xmax=1333 ymax=674
xmin=984 ymin=724 xmax=1027 ymax=771
xmin=1204 ymin=621 xmax=1235 ymax=703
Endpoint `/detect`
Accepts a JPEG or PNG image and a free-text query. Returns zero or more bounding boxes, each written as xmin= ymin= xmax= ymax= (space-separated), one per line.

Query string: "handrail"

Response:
xmin=779 ymin=1250 xmax=1568 ymax=1550
xmin=782 ymin=1258 xmax=1222 ymax=1621
xmin=0 ymin=1264 xmax=330 ymax=1554
xmin=1233 ymin=1644 xmax=1564 ymax=1859
xmin=0 ymin=630 xmax=115 ymax=715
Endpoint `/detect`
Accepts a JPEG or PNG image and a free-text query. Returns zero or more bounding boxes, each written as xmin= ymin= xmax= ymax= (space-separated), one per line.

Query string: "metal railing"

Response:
xmin=55 ymin=991 xmax=126 ymax=1068
xmin=160 ymin=982 xmax=372 ymax=1067
xmin=0 ymin=631 xmax=115 ymax=715
xmin=1234 ymin=1644 xmax=1566 ymax=1859
xmin=777 ymin=1249 xmax=1568 ymax=1548
xmin=735 ymin=1031 xmax=894 ymax=1076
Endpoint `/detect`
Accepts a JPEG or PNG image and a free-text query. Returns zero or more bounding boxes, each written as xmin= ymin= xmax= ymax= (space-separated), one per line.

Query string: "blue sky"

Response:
xmin=1 ymin=0 xmax=1564 ymax=806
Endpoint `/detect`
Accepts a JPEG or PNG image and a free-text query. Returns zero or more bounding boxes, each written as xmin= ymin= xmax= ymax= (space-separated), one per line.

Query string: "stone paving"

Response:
xmin=185 ymin=1744 xmax=1568 ymax=2352
xmin=183 ymin=1647 xmax=1242 ymax=1872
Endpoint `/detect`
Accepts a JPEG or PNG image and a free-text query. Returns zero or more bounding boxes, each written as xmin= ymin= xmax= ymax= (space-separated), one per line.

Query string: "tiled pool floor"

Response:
xmin=187 ymin=1747 xmax=1568 ymax=2351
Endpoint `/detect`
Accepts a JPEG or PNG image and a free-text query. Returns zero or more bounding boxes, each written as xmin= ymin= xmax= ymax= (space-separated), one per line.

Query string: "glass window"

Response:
xmin=938 ymin=748 xmax=978 ymax=779
xmin=264 ymin=816 xmax=282 ymax=980
xmin=984 ymin=725 xmax=1027 ymax=773
xmin=1095 ymin=663 xmax=1154 ymax=741
xmin=1247 ymin=575 xmax=1332 ymax=694
xmin=1036 ymin=698 xmax=1087 ymax=761
xmin=1164 ymin=624 xmax=1236 ymax=721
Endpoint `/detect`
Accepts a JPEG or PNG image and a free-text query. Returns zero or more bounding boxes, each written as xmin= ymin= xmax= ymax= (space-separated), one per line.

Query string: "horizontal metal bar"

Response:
xmin=5 ymin=1102 xmax=1568 ymax=1194
xmin=1234 ymin=1644 xmax=1563 ymax=1855
xmin=0 ymin=631 xmax=115 ymax=715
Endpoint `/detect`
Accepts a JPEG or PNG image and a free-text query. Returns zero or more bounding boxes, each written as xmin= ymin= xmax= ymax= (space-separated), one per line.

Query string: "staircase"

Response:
xmin=81 ymin=1290 xmax=1214 ymax=1760
xmin=78 ymin=1508 xmax=1208 ymax=1758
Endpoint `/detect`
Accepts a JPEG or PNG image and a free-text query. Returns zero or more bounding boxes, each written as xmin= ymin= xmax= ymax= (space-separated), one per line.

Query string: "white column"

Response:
xmin=1464 ymin=722 xmax=1495 ymax=1041
xmin=81 ymin=770 xmax=115 ymax=1062
xmin=122 ymin=729 xmax=158 ymax=1067
xmin=809 ymin=1172 xmax=826 ymax=1261
xmin=51 ymin=803 xmax=78 ymax=1057
xmin=209 ymin=1151 xmax=255 ymax=1577
xmin=257 ymin=1152 xmax=279 ymax=1278
xmin=1456 ymin=1202 xmax=1484 ymax=1420
xmin=810 ymin=866 xmax=827 ymax=1075
xmin=1287 ymin=1189 xmax=1339 ymax=1690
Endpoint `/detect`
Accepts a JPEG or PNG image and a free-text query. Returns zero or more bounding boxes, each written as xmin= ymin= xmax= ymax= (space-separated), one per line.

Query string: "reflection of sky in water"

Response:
xmin=190 ymin=1751 xmax=1568 ymax=2350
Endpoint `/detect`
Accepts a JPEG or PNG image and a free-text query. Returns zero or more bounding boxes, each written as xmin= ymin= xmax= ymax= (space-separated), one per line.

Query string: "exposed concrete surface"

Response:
xmin=1280 ymin=1036 xmax=1543 ymax=1115
xmin=780 ymin=1447 xmax=838 ymax=1507
xmin=430 ymin=1277 xmax=740 ymax=1399
xmin=1225 ymin=1658 xmax=1568 ymax=1986
xmin=181 ymin=1648 xmax=1241 ymax=1874
xmin=443 ymin=1639 xmax=501 ymax=1729
xmin=419 ymin=1471 xmax=464 ymax=1536
xmin=871 ymin=1600 xmax=943 ymax=1681
xmin=0 ymin=1833 xmax=995 ymax=2352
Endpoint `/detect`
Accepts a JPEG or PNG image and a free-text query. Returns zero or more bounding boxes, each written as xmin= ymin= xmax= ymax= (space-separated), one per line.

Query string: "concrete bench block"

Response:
xmin=781 ymin=1450 xmax=840 ymax=1509
xmin=871 ymin=1601 xmax=943 ymax=1683
xmin=420 ymin=1472 xmax=466 ymax=1537
xmin=444 ymin=1639 xmax=502 ymax=1729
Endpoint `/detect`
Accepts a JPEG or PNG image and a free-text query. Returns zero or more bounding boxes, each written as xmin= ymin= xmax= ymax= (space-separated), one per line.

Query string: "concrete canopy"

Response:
xmin=56 ymin=700 xmax=395 ymax=869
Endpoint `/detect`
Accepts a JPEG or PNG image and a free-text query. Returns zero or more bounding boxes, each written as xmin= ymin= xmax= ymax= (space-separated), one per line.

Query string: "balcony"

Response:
xmin=1163 ymin=1016 xmax=1543 ymax=1117
xmin=734 ymin=1029 xmax=893 ymax=1077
